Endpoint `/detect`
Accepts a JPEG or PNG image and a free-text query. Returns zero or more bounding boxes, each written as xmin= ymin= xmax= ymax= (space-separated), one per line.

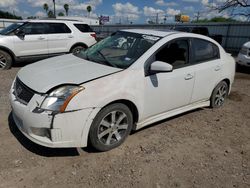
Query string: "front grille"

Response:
xmin=14 ymin=77 xmax=35 ymax=105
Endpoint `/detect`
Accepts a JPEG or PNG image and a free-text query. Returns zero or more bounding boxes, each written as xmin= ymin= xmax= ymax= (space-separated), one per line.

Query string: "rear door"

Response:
xmin=13 ymin=22 xmax=48 ymax=57
xmin=190 ymin=38 xmax=221 ymax=103
xmin=46 ymin=23 xmax=73 ymax=54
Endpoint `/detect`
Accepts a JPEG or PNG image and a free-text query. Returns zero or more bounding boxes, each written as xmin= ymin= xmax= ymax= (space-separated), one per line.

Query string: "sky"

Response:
xmin=0 ymin=0 xmax=248 ymax=23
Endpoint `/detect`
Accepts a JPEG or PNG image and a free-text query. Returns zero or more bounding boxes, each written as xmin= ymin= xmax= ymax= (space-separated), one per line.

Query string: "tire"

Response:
xmin=0 ymin=50 xmax=12 ymax=70
xmin=70 ymin=45 xmax=86 ymax=55
xmin=89 ymin=103 xmax=133 ymax=152
xmin=210 ymin=81 xmax=229 ymax=108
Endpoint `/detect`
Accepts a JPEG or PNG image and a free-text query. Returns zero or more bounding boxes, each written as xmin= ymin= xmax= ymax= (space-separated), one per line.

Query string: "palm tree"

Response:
xmin=52 ymin=0 xmax=56 ymax=18
xmin=43 ymin=3 xmax=49 ymax=14
xmin=64 ymin=4 xmax=69 ymax=16
xmin=87 ymin=5 xmax=92 ymax=17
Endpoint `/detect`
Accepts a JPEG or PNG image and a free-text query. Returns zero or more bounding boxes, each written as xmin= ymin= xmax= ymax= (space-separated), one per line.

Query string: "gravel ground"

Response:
xmin=0 ymin=65 xmax=250 ymax=188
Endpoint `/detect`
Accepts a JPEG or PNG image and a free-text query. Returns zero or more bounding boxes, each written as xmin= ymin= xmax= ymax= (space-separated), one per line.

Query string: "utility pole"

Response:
xmin=53 ymin=0 xmax=56 ymax=18
xmin=156 ymin=13 xmax=159 ymax=24
xmin=196 ymin=11 xmax=200 ymax=22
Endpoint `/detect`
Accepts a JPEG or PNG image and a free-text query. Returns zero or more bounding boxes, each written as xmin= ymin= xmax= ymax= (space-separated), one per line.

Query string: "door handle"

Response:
xmin=185 ymin=74 xmax=194 ymax=80
xmin=68 ymin=35 xmax=74 ymax=38
xmin=215 ymin=66 xmax=221 ymax=71
xmin=38 ymin=37 xmax=45 ymax=40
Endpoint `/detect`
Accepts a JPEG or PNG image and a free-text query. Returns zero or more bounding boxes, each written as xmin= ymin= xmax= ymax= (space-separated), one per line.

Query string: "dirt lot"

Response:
xmin=0 ymin=66 xmax=250 ymax=188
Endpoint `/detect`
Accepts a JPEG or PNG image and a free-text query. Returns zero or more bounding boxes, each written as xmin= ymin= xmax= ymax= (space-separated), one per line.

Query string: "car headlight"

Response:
xmin=40 ymin=85 xmax=84 ymax=113
xmin=240 ymin=47 xmax=248 ymax=55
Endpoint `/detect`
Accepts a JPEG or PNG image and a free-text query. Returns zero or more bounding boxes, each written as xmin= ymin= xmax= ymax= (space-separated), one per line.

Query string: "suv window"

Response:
xmin=155 ymin=39 xmax=189 ymax=69
xmin=74 ymin=24 xmax=93 ymax=32
xmin=192 ymin=38 xmax=220 ymax=63
xmin=46 ymin=23 xmax=71 ymax=34
xmin=21 ymin=23 xmax=47 ymax=35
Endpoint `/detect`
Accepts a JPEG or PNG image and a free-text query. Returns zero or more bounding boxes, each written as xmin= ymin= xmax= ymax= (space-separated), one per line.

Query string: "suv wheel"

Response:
xmin=71 ymin=46 xmax=86 ymax=55
xmin=0 ymin=50 xmax=12 ymax=70
xmin=211 ymin=81 xmax=229 ymax=108
xmin=89 ymin=103 xmax=133 ymax=151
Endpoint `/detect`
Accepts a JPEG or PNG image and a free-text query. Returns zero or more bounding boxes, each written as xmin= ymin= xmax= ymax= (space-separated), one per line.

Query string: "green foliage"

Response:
xmin=58 ymin=12 xmax=65 ymax=16
xmin=43 ymin=3 xmax=49 ymax=13
xmin=193 ymin=17 xmax=237 ymax=23
xmin=48 ymin=10 xmax=54 ymax=18
xmin=0 ymin=10 xmax=22 ymax=19
xmin=87 ymin=5 xmax=92 ymax=13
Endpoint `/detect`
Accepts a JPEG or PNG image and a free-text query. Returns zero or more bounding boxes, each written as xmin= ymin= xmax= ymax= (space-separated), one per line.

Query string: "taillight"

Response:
xmin=90 ymin=33 xmax=96 ymax=40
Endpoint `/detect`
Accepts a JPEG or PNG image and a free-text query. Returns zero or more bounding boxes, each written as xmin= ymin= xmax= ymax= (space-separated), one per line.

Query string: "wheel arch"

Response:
xmin=0 ymin=46 xmax=16 ymax=62
xmin=101 ymin=99 xmax=139 ymax=125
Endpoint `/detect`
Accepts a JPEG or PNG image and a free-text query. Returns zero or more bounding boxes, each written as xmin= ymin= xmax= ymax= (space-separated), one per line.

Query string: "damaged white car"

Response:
xmin=10 ymin=29 xmax=235 ymax=151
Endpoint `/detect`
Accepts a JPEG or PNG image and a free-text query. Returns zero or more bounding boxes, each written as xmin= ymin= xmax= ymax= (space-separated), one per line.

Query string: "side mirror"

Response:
xmin=148 ymin=61 xmax=173 ymax=75
xmin=15 ymin=29 xmax=25 ymax=37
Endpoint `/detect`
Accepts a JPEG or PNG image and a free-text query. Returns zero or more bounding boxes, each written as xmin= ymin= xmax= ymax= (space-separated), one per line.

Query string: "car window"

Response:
xmin=77 ymin=31 xmax=160 ymax=69
xmin=74 ymin=24 xmax=93 ymax=32
xmin=155 ymin=39 xmax=189 ymax=69
xmin=46 ymin=23 xmax=71 ymax=34
xmin=21 ymin=23 xmax=47 ymax=35
xmin=192 ymin=38 xmax=220 ymax=63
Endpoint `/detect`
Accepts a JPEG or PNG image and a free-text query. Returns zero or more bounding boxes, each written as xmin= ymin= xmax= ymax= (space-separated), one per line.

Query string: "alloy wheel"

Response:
xmin=0 ymin=54 xmax=7 ymax=69
xmin=97 ymin=110 xmax=129 ymax=145
xmin=214 ymin=83 xmax=228 ymax=107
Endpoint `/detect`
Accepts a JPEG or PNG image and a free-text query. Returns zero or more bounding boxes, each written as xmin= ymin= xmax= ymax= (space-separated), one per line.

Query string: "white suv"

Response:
xmin=0 ymin=19 xmax=97 ymax=69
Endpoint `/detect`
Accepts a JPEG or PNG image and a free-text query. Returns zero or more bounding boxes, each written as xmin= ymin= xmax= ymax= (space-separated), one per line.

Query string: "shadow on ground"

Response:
xmin=8 ymin=112 xmax=80 ymax=157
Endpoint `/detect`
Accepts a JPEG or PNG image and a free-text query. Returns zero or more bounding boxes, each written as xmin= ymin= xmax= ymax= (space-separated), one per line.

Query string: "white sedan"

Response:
xmin=10 ymin=29 xmax=235 ymax=151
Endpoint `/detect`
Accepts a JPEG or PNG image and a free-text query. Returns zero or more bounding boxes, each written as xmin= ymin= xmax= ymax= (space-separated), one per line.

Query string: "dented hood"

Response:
xmin=17 ymin=54 xmax=121 ymax=93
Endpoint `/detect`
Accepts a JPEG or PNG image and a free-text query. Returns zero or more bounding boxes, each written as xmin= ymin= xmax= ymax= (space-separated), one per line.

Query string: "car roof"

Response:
xmin=121 ymin=29 xmax=178 ymax=37
xmin=27 ymin=19 xmax=87 ymax=24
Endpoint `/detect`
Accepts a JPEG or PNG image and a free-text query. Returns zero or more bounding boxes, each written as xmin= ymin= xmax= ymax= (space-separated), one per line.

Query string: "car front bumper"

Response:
xmin=237 ymin=53 xmax=250 ymax=67
xmin=9 ymin=84 xmax=98 ymax=148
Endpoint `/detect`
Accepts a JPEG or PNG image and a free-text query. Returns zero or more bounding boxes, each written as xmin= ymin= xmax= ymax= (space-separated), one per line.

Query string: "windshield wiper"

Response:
xmin=96 ymin=50 xmax=116 ymax=67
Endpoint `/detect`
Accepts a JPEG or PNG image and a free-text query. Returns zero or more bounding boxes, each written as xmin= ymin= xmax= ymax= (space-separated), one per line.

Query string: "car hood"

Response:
xmin=17 ymin=54 xmax=122 ymax=93
xmin=243 ymin=41 xmax=250 ymax=48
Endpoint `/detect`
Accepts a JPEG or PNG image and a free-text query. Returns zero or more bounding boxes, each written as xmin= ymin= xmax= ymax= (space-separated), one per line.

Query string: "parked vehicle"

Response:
xmin=237 ymin=41 xmax=250 ymax=67
xmin=173 ymin=26 xmax=223 ymax=45
xmin=0 ymin=19 xmax=97 ymax=70
xmin=10 ymin=29 xmax=235 ymax=151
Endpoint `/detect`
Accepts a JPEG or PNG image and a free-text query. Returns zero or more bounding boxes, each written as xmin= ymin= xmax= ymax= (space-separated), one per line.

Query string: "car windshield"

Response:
xmin=0 ymin=22 xmax=25 ymax=35
xmin=76 ymin=31 xmax=161 ymax=69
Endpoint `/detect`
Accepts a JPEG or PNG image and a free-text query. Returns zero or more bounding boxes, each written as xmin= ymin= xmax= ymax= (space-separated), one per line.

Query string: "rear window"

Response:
xmin=74 ymin=24 xmax=93 ymax=32
xmin=46 ymin=23 xmax=71 ymax=34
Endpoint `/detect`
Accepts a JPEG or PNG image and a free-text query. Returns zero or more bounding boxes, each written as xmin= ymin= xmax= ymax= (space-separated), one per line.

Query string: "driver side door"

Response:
xmin=143 ymin=38 xmax=195 ymax=119
xmin=13 ymin=22 xmax=48 ymax=57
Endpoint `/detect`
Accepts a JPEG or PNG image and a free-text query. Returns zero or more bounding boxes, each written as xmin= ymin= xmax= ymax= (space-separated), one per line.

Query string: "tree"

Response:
xmin=0 ymin=10 xmax=22 ymax=19
xmin=64 ymin=4 xmax=69 ymax=16
xmin=211 ymin=0 xmax=250 ymax=19
xmin=48 ymin=10 xmax=54 ymax=18
xmin=87 ymin=5 xmax=92 ymax=17
xmin=58 ymin=12 xmax=65 ymax=16
xmin=43 ymin=3 xmax=49 ymax=14
xmin=52 ymin=0 xmax=56 ymax=18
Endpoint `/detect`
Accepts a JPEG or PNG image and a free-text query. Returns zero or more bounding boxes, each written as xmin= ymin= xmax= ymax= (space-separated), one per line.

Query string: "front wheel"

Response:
xmin=0 ymin=50 xmax=12 ymax=70
xmin=210 ymin=81 xmax=229 ymax=108
xmin=89 ymin=103 xmax=133 ymax=152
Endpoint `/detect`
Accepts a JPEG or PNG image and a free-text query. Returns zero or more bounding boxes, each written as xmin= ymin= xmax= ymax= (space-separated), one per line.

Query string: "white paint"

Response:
xmin=10 ymin=30 xmax=236 ymax=148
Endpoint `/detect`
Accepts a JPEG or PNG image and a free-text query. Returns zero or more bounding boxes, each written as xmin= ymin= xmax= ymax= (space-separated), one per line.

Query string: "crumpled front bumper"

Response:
xmin=9 ymin=83 xmax=97 ymax=148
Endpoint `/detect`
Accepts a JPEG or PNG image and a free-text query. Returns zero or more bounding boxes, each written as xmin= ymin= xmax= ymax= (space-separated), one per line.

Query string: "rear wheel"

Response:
xmin=89 ymin=103 xmax=133 ymax=151
xmin=210 ymin=81 xmax=229 ymax=108
xmin=0 ymin=50 xmax=12 ymax=70
xmin=70 ymin=45 xmax=86 ymax=55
